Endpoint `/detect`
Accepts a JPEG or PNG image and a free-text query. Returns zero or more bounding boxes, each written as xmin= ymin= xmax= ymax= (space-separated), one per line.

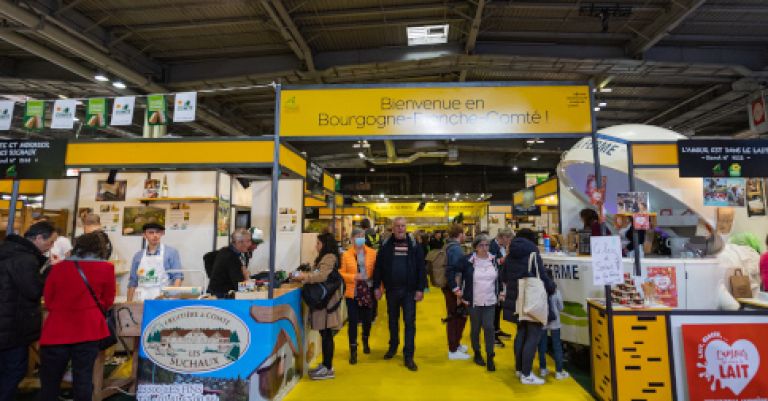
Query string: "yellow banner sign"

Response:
xmin=279 ymin=84 xmax=592 ymax=137
xmin=355 ymin=202 xmax=487 ymax=218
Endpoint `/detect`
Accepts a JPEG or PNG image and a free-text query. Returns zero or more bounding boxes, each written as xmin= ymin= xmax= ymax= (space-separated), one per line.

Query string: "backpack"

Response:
xmin=301 ymin=267 xmax=343 ymax=311
xmin=427 ymin=243 xmax=456 ymax=288
xmin=203 ymin=249 xmax=219 ymax=278
xmin=516 ymin=252 xmax=549 ymax=324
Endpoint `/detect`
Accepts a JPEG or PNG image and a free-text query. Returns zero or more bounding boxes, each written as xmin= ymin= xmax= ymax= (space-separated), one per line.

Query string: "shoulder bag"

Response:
xmin=515 ymin=253 xmax=548 ymax=324
xmin=74 ymin=261 xmax=121 ymax=350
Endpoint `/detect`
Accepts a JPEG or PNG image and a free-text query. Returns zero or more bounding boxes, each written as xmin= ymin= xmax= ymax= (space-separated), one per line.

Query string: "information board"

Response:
xmin=678 ymin=139 xmax=768 ymax=177
xmin=0 ymin=140 xmax=67 ymax=179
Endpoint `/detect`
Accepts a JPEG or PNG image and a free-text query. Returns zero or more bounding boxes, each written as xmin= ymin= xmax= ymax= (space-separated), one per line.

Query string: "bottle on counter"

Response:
xmin=543 ymin=233 xmax=551 ymax=253
xmin=160 ymin=175 xmax=169 ymax=197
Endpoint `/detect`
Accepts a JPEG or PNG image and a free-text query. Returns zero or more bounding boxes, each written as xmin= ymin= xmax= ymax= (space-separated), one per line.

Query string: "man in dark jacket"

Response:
xmin=500 ymin=228 xmax=555 ymax=384
xmin=373 ymin=217 xmax=427 ymax=372
xmin=0 ymin=222 xmax=56 ymax=401
xmin=489 ymin=227 xmax=514 ymax=344
xmin=207 ymin=228 xmax=254 ymax=298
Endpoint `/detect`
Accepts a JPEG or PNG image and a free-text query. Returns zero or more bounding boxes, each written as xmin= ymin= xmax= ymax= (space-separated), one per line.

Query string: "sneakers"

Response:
xmin=457 ymin=344 xmax=468 ymax=353
xmin=540 ymin=368 xmax=549 ymax=377
xmin=515 ymin=371 xmax=522 ymax=378
xmin=448 ymin=350 xmax=471 ymax=360
xmin=309 ymin=366 xmax=335 ymax=380
xmin=307 ymin=364 xmax=324 ymax=376
xmin=520 ymin=374 xmax=545 ymax=385
xmin=555 ymin=371 xmax=571 ymax=380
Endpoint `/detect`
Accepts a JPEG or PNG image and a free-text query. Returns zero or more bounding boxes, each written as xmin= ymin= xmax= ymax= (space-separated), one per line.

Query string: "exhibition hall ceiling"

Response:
xmin=1 ymin=0 xmax=767 ymax=197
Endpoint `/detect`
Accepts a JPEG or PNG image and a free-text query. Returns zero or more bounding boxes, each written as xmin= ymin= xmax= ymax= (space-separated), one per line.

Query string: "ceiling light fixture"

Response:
xmin=594 ymin=107 xmax=601 ymax=112
xmin=536 ymin=139 xmax=545 ymax=144
xmin=94 ymin=73 xmax=109 ymax=82
xmin=369 ymin=167 xmax=375 ymax=172
xmin=358 ymin=152 xmax=366 ymax=159
xmin=531 ymin=156 xmax=539 ymax=161
xmin=526 ymin=139 xmax=535 ymax=144
xmin=112 ymin=81 xmax=126 ymax=89
xmin=598 ymin=102 xmax=607 ymax=107
xmin=600 ymin=87 xmax=612 ymax=93
xmin=512 ymin=165 xmax=519 ymax=172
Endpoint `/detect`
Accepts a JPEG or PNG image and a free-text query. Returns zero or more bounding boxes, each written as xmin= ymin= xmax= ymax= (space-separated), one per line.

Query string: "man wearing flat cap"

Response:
xmin=127 ymin=223 xmax=183 ymax=301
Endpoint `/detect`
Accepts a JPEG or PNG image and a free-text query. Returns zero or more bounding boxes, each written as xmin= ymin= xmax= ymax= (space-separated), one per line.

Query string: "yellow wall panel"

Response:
xmin=0 ymin=180 xmax=45 ymax=194
xmin=66 ymin=141 xmax=275 ymax=166
xmin=534 ymin=178 xmax=558 ymax=198
xmin=590 ymin=304 xmax=613 ymax=401
xmin=279 ymin=145 xmax=306 ymax=177
xmin=632 ymin=144 xmax=678 ymax=166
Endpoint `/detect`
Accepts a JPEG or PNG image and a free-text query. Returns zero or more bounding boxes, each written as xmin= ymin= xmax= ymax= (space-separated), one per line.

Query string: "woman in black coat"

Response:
xmin=500 ymin=229 xmax=555 ymax=385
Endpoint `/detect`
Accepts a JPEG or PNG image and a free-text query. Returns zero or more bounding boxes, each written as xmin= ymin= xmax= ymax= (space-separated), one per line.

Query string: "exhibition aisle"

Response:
xmin=285 ymin=289 xmax=594 ymax=401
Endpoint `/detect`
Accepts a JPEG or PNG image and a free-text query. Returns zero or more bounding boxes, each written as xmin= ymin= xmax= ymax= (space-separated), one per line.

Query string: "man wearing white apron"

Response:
xmin=127 ymin=223 xmax=183 ymax=302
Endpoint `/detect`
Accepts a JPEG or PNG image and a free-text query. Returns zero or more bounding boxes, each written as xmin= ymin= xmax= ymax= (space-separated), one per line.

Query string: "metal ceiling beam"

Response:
xmin=625 ymin=0 xmax=707 ymax=56
xmin=150 ymin=44 xmax=290 ymax=60
xmin=259 ymin=0 xmax=316 ymax=77
xmin=292 ymin=2 xmax=469 ymax=21
xmin=459 ymin=0 xmax=485 ymax=82
xmin=0 ymin=0 xmax=248 ymax=136
xmin=107 ymin=17 xmax=270 ymax=34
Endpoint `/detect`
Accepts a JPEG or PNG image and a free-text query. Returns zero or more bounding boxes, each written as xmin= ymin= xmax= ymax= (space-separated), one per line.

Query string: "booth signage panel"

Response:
xmin=279 ymin=85 xmax=592 ymax=137
xmin=138 ymin=296 xmax=303 ymax=401
xmin=306 ymin=159 xmax=323 ymax=193
xmin=0 ymin=140 xmax=66 ymax=179
xmin=355 ymin=202 xmax=487 ymax=218
xmin=681 ymin=323 xmax=768 ymax=401
xmin=678 ymin=139 xmax=768 ymax=177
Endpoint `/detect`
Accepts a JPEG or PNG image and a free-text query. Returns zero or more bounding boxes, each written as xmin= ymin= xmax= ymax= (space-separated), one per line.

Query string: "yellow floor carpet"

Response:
xmin=285 ymin=288 xmax=595 ymax=401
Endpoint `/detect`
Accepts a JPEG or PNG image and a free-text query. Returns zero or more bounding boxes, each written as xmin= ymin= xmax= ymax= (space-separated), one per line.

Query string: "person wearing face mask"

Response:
xmin=127 ymin=223 xmax=183 ymax=302
xmin=339 ymin=228 xmax=377 ymax=365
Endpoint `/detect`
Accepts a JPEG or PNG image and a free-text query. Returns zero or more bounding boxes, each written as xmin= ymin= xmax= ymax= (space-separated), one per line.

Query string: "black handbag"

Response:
xmin=74 ymin=261 xmax=120 ymax=351
xmin=301 ymin=268 xmax=343 ymax=310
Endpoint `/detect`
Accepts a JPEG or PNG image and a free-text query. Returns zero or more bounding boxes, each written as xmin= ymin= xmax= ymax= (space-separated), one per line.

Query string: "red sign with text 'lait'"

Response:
xmin=682 ymin=323 xmax=768 ymax=401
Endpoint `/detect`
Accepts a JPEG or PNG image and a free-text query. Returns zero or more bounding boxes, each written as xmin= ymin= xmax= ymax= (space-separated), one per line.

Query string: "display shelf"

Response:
xmin=138 ymin=197 xmax=217 ymax=203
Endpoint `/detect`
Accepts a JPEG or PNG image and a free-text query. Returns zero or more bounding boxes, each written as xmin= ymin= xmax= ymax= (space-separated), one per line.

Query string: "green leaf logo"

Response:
xmin=6 ymin=165 xmax=17 ymax=178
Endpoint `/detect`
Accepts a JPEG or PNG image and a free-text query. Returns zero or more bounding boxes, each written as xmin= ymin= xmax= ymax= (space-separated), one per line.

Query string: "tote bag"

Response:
xmin=515 ymin=253 xmax=548 ymax=324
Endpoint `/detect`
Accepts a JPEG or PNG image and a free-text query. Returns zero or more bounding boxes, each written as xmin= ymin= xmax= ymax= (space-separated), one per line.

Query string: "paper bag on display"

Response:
xmin=729 ymin=268 xmax=752 ymax=298
xmin=86 ymin=98 xmax=107 ymax=128
xmin=173 ymin=92 xmax=196 ymax=122
xmin=51 ymin=99 xmax=77 ymax=129
xmin=111 ymin=96 xmax=135 ymax=126
xmin=146 ymin=94 xmax=167 ymax=125
xmin=0 ymin=101 xmax=14 ymax=131
xmin=23 ymin=100 xmax=45 ymax=131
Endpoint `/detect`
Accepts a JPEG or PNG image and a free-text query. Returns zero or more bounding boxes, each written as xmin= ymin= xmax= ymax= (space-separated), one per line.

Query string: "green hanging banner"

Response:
xmin=146 ymin=94 xmax=168 ymax=126
xmin=23 ymin=100 xmax=45 ymax=131
xmin=86 ymin=98 xmax=107 ymax=128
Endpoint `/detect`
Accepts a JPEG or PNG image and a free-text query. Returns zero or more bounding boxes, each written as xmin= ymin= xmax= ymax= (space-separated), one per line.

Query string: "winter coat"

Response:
xmin=373 ymin=234 xmax=427 ymax=293
xmin=339 ymin=246 xmax=377 ymax=299
xmin=454 ymin=253 xmax=503 ymax=307
xmin=305 ymin=253 xmax=343 ymax=330
xmin=500 ymin=237 xmax=555 ymax=323
xmin=0 ymin=235 xmax=46 ymax=349
xmin=40 ymin=259 xmax=115 ymax=345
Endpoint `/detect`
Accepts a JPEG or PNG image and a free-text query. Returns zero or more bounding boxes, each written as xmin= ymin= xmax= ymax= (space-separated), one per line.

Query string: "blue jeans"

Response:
xmin=538 ymin=328 xmax=564 ymax=372
xmin=385 ymin=288 xmax=417 ymax=360
xmin=0 ymin=345 xmax=29 ymax=401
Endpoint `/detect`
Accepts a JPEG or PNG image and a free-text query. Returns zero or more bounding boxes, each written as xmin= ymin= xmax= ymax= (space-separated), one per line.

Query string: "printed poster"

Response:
xmin=86 ymin=98 xmax=107 ymax=128
xmin=633 ymin=213 xmax=651 ymax=230
xmin=137 ymin=297 xmax=304 ymax=401
xmin=167 ymin=202 xmax=190 ymax=231
xmin=23 ymin=100 xmax=45 ymax=131
xmin=97 ymin=203 xmax=121 ymax=233
xmin=147 ymin=94 xmax=167 ymax=125
xmin=143 ymin=179 xmax=160 ymax=199
xmin=0 ymin=100 xmax=14 ymax=131
xmin=746 ymin=178 xmax=766 ymax=217
xmin=616 ymin=192 xmax=650 ymax=214
xmin=682 ymin=323 xmax=768 ymax=401
xmin=278 ymin=208 xmax=298 ymax=233
xmin=218 ymin=196 xmax=231 ymax=236
xmin=96 ymin=180 xmax=127 ymax=202
xmin=123 ymin=206 xmax=165 ymax=236
xmin=111 ymin=96 xmax=135 ymax=126
xmin=704 ymin=178 xmax=746 ymax=207
xmin=173 ymin=92 xmax=197 ymax=122
xmin=646 ymin=266 xmax=678 ymax=307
